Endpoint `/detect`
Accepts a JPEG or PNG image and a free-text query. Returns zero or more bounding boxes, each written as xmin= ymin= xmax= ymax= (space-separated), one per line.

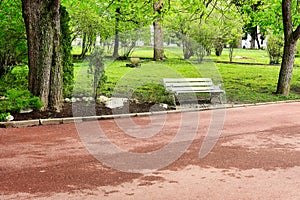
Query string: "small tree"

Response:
xmin=267 ymin=33 xmax=284 ymax=64
xmin=88 ymin=47 xmax=106 ymax=99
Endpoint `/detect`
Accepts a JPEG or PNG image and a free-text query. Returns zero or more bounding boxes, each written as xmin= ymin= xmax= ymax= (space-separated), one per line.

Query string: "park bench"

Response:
xmin=162 ymin=78 xmax=225 ymax=104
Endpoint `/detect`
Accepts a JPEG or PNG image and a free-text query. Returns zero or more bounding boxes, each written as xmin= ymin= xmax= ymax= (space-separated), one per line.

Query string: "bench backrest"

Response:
xmin=163 ymin=78 xmax=216 ymax=93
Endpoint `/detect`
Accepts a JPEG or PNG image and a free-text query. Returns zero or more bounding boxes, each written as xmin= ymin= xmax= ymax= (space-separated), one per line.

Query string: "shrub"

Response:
xmin=0 ymin=112 xmax=10 ymax=122
xmin=0 ymin=89 xmax=43 ymax=113
xmin=0 ymin=66 xmax=28 ymax=95
xmin=132 ymin=83 xmax=174 ymax=105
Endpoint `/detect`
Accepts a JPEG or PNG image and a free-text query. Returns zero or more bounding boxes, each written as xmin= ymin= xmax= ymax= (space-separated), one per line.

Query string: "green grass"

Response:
xmin=3 ymin=46 xmax=300 ymax=105
xmin=72 ymin=46 xmax=300 ymax=104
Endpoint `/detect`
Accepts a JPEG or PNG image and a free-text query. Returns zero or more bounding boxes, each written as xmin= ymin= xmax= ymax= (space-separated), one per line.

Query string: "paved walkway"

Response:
xmin=1 ymin=102 xmax=300 ymax=199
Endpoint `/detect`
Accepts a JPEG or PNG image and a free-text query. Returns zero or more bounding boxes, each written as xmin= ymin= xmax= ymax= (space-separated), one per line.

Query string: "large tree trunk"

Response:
xmin=276 ymin=0 xmax=300 ymax=96
xmin=276 ymin=41 xmax=297 ymax=95
xmin=153 ymin=0 xmax=164 ymax=61
xmin=22 ymin=0 xmax=63 ymax=111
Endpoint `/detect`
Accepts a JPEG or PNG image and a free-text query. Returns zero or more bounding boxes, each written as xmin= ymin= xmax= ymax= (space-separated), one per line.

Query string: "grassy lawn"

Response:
xmin=71 ymin=46 xmax=300 ymax=104
xmin=2 ymin=46 xmax=299 ymax=105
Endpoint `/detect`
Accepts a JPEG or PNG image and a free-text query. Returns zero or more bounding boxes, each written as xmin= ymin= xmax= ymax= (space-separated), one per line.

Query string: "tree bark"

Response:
xmin=276 ymin=0 xmax=300 ymax=96
xmin=113 ymin=7 xmax=120 ymax=58
xmin=22 ymin=0 xmax=63 ymax=111
xmin=153 ymin=0 xmax=164 ymax=61
xmin=250 ymin=27 xmax=257 ymax=49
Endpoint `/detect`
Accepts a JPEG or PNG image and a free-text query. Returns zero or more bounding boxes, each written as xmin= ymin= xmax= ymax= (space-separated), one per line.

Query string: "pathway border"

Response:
xmin=1 ymin=100 xmax=300 ymax=128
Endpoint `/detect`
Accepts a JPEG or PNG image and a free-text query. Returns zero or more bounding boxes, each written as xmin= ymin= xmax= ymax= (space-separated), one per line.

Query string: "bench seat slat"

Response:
xmin=164 ymin=82 xmax=213 ymax=87
xmin=163 ymin=78 xmax=213 ymax=82
xmin=174 ymin=90 xmax=224 ymax=94
xmin=170 ymin=86 xmax=214 ymax=91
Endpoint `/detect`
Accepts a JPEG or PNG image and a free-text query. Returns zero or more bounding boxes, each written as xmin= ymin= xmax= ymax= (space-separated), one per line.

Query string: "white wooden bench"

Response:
xmin=163 ymin=78 xmax=225 ymax=104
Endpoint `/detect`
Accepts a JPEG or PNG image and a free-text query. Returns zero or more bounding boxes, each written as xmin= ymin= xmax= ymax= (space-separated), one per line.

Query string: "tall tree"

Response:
xmin=153 ymin=0 xmax=165 ymax=60
xmin=22 ymin=0 xmax=63 ymax=111
xmin=276 ymin=0 xmax=300 ymax=95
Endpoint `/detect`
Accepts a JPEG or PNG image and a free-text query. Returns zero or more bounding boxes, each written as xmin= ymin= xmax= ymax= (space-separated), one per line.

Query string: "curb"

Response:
xmin=1 ymin=100 xmax=299 ymax=128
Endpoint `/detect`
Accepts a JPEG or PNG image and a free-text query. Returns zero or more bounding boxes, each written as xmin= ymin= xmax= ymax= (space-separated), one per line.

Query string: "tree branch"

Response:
xmin=294 ymin=25 xmax=300 ymax=40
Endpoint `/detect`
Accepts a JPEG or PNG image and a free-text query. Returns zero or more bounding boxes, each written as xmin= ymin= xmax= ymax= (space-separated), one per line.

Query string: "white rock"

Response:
xmin=71 ymin=97 xmax=77 ymax=103
xmin=19 ymin=108 xmax=33 ymax=114
xmin=160 ymin=103 xmax=168 ymax=109
xmin=6 ymin=115 xmax=14 ymax=121
xmin=64 ymin=98 xmax=71 ymax=103
xmin=105 ymin=98 xmax=128 ymax=109
xmin=97 ymin=95 xmax=109 ymax=103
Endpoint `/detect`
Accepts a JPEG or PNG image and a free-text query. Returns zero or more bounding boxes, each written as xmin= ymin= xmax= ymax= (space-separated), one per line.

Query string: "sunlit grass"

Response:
xmin=72 ymin=46 xmax=300 ymax=103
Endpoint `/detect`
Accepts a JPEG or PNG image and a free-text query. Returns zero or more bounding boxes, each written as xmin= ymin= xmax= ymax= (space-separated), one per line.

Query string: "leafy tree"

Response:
xmin=164 ymin=0 xmax=217 ymax=59
xmin=257 ymin=0 xmax=300 ymax=95
xmin=231 ymin=0 xmax=264 ymax=49
xmin=277 ymin=0 xmax=300 ymax=95
xmin=63 ymin=0 xmax=106 ymax=59
xmin=0 ymin=0 xmax=27 ymax=77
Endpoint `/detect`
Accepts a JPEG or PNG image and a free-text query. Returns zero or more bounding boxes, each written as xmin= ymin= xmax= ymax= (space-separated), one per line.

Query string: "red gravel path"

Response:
xmin=1 ymin=102 xmax=300 ymax=199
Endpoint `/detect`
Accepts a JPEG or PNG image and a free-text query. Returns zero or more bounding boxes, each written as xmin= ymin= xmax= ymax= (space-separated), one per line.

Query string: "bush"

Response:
xmin=0 ymin=66 xmax=28 ymax=95
xmin=267 ymin=33 xmax=284 ymax=64
xmin=0 ymin=112 xmax=10 ymax=122
xmin=0 ymin=89 xmax=42 ymax=113
xmin=132 ymin=83 xmax=174 ymax=105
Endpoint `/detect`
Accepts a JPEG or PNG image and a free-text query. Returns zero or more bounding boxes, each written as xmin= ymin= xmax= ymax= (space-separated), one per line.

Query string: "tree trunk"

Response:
xmin=276 ymin=41 xmax=297 ymax=95
xmin=113 ymin=7 xmax=120 ymax=58
xmin=182 ymin=37 xmax=194 ymax=59
xmin=22 ymin=0 xmax=63 ymax=111
xmin=80 ymin=33 xmax=88 ymax=59
xmin=276 ymin=0 xmax=300 ymax=96
xmin=153 ymin=0 xmax=164 ymax=61
xmin=250 ymin=30 xmax=256 ymax=49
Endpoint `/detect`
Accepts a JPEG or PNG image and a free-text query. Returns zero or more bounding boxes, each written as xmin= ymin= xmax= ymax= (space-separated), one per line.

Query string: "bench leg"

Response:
xmin=210 ymin=93 xmax=223 ymax=104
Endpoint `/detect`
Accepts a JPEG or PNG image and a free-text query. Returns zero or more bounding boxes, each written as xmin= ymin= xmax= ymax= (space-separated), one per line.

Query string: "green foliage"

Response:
xmin=0 ymin=0 xmax=27 ymax=77
xmin=0 ymin=66 xmax=28 ymax=95
xmin=132 ymin=83 xmax=174 ymax=105
xmin=164 ymin=1 xmax=243 ymax=60
xmin=88 ymin=47 xmax=106 ymax=98
xmin=0 ymin=112 xmax=10 ymax=122
xmin=267 ymin=33 xmax=284 ymax=64
xmin=0 ymin=89 xmax=43 ymax=113
xmin=61 ymin=5 xmax=74 ymax=98
xmin=296 ymin=42 xmax=300 ymax=57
